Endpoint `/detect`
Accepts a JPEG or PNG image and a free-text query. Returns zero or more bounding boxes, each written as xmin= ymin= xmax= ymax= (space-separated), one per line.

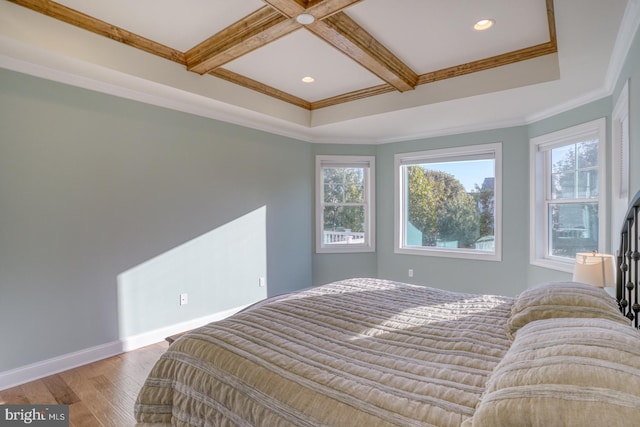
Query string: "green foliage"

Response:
xmin=323 ymin=167 xmax=365 ymax=232
xmin=407 ymin=166 xmax=483 ymax=247
xmin=473 ymin=182 xmax=495 ymax=238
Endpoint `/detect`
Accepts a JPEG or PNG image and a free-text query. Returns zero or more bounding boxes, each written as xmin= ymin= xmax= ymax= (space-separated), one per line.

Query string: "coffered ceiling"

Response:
xmin=0 ymin=0 xmax=635 ymax=143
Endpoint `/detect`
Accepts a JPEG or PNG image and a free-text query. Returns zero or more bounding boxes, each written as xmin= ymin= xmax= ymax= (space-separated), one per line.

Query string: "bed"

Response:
xmin=135 ymin=193 xmax=640 ymax=427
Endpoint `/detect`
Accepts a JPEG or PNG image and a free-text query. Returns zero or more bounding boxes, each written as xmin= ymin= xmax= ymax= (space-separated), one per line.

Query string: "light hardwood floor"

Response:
xmin=0 ymin=342 xmax=168 ymax=426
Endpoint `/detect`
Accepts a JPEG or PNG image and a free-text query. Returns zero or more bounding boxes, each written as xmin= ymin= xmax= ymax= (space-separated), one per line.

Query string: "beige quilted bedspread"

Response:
xmin=135 ymin=278 xmax=513 ymax=426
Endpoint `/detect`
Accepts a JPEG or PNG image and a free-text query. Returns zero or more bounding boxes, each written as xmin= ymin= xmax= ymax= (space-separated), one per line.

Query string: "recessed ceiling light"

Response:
xmin=474 ymin=19 xmax=495 ymax=31
xmin=301 ymin=76 xmax=315 ymax=83
xmin=296 ymin=13 xmax=315 ymax=25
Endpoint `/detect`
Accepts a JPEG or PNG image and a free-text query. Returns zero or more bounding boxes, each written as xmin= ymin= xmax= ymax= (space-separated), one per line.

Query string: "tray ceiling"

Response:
xmin=0 ymin=0 xmax=634 ymax=142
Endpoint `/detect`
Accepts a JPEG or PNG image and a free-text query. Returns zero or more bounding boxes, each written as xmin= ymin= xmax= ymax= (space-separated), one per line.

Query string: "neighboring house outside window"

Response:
xmin=316 ymin=155 xmax=375 ymax=253
xmin=530 ymin=118 xmax=607 ymax=272
xmin=394 ymin=143 xmax=502 ymax=261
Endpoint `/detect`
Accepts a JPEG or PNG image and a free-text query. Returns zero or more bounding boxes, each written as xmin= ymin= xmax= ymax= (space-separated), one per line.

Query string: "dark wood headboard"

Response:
xmin=617 ymin=190 xmax=640 ymax=329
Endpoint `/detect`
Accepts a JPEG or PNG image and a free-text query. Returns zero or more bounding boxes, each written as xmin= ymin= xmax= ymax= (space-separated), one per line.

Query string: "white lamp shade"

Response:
xmin=572 ymin=252 xmax=616 ymax=288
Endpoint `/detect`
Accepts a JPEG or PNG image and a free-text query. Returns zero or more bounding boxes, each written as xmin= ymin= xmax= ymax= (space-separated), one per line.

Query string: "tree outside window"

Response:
xmin=323 ymin=167 xmax=365 ymax=242
xmin=316 ymin=156 xmax=375 ymax=253
xmin=406 ymin=166 xmax=482 ymax=248
xmin=395 ymin=143 xmax=501 ymax=261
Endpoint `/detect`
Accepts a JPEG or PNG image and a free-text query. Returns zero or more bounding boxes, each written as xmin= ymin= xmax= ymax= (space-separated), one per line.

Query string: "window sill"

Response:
xmin=529 ymin=257 xmax=574 ymax=273
xmin=395 ymin=247 xmax=501 ymax=262
xmin=316 ymin=245 xmax=375 ymax=254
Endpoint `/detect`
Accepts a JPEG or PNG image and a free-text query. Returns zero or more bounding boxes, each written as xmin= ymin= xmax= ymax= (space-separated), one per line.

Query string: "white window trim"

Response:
xmin=394 ymin=143 xmax=502 ymax=261
xmin=529 ymin=117 xmax=607 ymax=272
xmin=612 ymin=81 xmax=630 ymax=252
xmin=315 ymin=155 xmax=375 ymax=254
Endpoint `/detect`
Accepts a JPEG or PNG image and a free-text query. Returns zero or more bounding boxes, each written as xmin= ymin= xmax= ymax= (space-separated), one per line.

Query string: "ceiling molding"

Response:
xmin=0 ymin=36 xmax=315 ymax=143
xmin=6 ymin=0 xmax=186 ymax=65
xmin=306 ymin=12 xmax=418 ymax=92
xmin=6 ymin=0 xmax=558 ymax=110
xmin=416 ymin=42 xmax=557 ymax=86
xmin=263 ymin=0 xmax=363 ymax=19
xmin=2 ymin=0 xmax=632 ymax=145
xmin=310 ymin=83 xmax=394 ymax=110
xmin=526 ymin=0 xmax=640 ymax=127
xmin=604 ymin=0 xmax=640 ymax=93
xmin=211 ymin=67 xmax=311 ymax=109
xmin=185 ymin=6 xmax=298 ymax=75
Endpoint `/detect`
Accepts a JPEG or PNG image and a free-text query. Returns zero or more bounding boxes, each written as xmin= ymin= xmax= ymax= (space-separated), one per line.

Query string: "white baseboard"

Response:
xmin=0 ymin=305 xmax=248 ymax=391
xmin=119 ymin=305 xmax=249 ymax=352
xmin=0 ymin=341 xmax=123 ymax=391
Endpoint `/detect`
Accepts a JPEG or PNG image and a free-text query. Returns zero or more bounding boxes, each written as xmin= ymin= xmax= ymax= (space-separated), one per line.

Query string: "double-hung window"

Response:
xmin=530 ymin=118 xmax=606 ymax=271
xmin=316 ymin=155 xmax=375 ymax=253
xmin=395 ymin=143 xmax=502 ymax=261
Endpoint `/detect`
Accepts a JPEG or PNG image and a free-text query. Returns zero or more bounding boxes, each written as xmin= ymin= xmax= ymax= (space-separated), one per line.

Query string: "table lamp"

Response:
xmin=572 ymin=251 xmax=616 ymax=288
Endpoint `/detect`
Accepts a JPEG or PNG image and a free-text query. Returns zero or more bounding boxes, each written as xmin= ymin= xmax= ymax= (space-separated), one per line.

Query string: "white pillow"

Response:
xmin=506 ymin=281 xmax=628 ymax=338
xmin=467 ymin=317 xmax=640 ymax=427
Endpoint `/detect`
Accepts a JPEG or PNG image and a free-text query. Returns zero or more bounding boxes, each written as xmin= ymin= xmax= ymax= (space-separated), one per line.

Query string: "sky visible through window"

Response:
xmin=424 ymin=159 xmax=494 ymax=191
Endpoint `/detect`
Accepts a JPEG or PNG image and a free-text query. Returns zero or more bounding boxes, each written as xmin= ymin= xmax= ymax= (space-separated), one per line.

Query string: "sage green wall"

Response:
xmin=312 ymin=96 xmax=628 ymax=295
xmin=616 ymin=24 xmax=640 ymax=193
xmin=374 ymin=127 xmax=532 ymax=297
xmin=315 ymin=24 xmax=640 ymax=294
xmin=312 ymin=126 xmax=545 ymax=296
xmin=0 ymin=69 xmax=312 ymax=372
xmin=2 ymin=20 xmax=639 ymax=376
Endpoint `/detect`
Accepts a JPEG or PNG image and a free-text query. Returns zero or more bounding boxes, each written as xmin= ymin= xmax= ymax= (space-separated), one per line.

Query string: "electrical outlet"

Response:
xmin=258 ymin=277 xmax=266 ymax=287
xmin=180 ymin=293 xmax=188 ymax=305
xmin=408 ymin=269 xmax=414 ymax=278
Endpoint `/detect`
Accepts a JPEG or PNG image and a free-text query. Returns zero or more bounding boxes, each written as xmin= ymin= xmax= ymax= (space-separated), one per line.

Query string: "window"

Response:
xmin=395 ymin=143 xmax=502 ymax=261
xmin=316 ymin=156 xmax=375 ymax=253
xmin=530 ymin=118 xmax=606 ymax=272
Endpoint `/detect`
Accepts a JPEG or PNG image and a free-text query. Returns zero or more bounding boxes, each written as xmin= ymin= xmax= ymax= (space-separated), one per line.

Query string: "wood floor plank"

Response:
xmin=0 ymin=341 xmax=169 ymax=426
xmin=104 ymin=367 xmax=147 ymax=402
xmin=20 ymin=379 xmax=58 ymax=404
xmin=0 ymin=385 xmax=29 ymax=404
xmin=42 ymin=374 xmax=81 ymax=405
xmin=115 ymin=343 xmax=166 ymax=386
xmin=69 ymin=401 xmax=104 ymax=427
xmin=59 ymin=367 xmax=132 ymax=426
xmin=90 ymin=374 xmax=137 ymax=425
